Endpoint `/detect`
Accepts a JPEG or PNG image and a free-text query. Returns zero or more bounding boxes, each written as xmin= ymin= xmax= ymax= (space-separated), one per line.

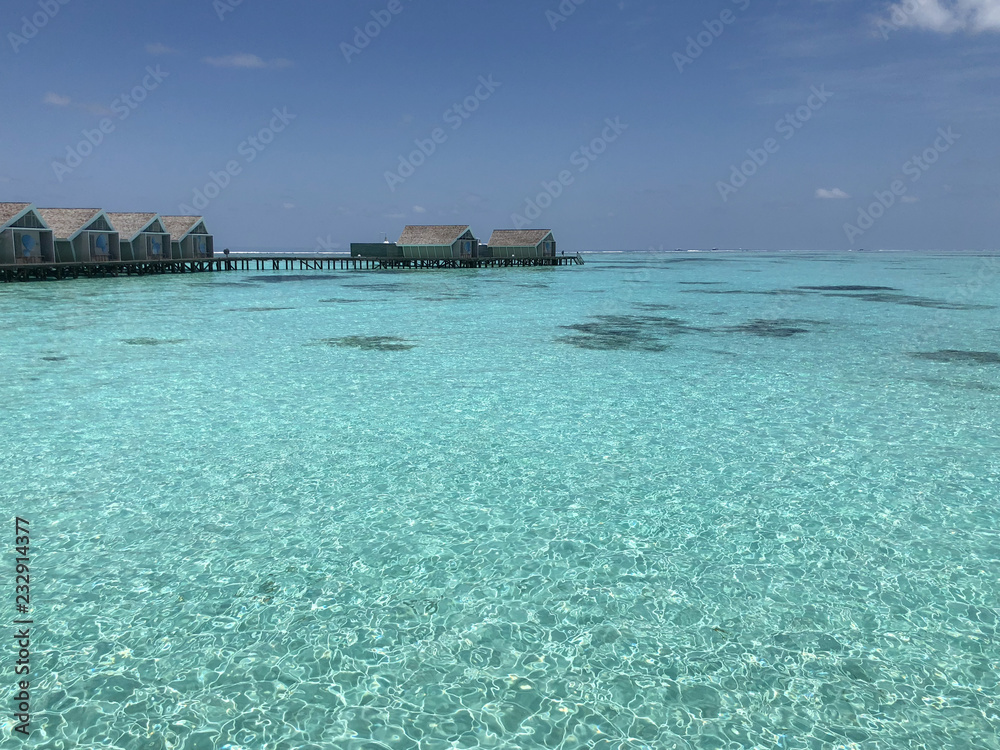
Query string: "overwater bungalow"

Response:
xmin=107 ymin=213 xmax=171 ymax=261
xmin=487 ymin=229 xmax=556 ymax=259
xmin=161 ymin=216 xmax=213 ymax=260
xmin=38 ymin=208 xmax=120 ymax=263
xmin=398 ymin=225 xmax=479 ymax=260
xmin=0 ymin=203 xmax=55 ymax=265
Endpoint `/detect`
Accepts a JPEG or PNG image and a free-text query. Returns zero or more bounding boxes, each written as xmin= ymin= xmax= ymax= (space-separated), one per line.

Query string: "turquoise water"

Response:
xmin=2 ymin=252 xmax=1000 ymax=749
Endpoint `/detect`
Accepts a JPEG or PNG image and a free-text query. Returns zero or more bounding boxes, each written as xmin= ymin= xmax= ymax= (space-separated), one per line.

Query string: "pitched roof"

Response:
xmin=398 ymin=225 xmax=471 ymax=246
xmin=0 ymin=203 xmax=32 ymax=227
xmin=489 ymin=229 xmax=553 ymax=247
xmin=106 ymin=212 xmax=160 ymax=241
xmin=160 ymin=216 xmax=205 ymax=242
xmin=37 ymin=208 xmax=103 ymax=240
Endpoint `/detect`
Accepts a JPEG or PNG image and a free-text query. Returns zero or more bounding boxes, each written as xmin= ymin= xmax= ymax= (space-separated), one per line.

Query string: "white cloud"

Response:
xmin=883 ymin=0 xmax=1000 ymax=33
xmin=146 ymin=42 xmax=178 ymax=55
xmin=412 ymin=205 xmax=427 ymax=214
xmin=203 ymin=54 xmax=293 ymax=69
xmin=901 ymin=195 xmax=920 ymax=203
xmin=282 ymin=202 xmax=295 ymax=209
xmin=44 ymin=92 xmax=71 ymax=107
xmin=43 ymin=92 xmax=112 ymax=116
xmin=816 ymin=188 xmax=851 ymax=199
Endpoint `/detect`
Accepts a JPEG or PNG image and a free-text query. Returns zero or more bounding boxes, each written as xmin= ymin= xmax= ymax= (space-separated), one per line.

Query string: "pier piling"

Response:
xmin=0 ymin=254 xmax=583 ymax=282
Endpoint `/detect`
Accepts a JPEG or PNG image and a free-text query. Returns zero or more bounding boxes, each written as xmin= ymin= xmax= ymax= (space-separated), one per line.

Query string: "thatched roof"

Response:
xmin=398 ymin=225 xmax=470 ymax=246
xmin=107 ymin=212 xmax=159 ymax=241
xmin=160 ymin=216 xmax=204 ymax=242
xmin=37 ymin=208 xmax=103 ymax=240
xmin=489 ymin=229 xmax=553 ymax=248
xmin=0 ymin=203 xmax=32 ymax=227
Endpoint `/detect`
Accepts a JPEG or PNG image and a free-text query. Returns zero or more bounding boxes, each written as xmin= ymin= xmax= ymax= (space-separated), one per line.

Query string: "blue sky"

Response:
xmin=2 ymin=0 xmax=999 ymax=250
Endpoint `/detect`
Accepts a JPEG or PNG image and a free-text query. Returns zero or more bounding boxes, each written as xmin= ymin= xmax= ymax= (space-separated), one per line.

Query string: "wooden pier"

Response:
xmin=0 ymin=253 xmax=584 ymax=283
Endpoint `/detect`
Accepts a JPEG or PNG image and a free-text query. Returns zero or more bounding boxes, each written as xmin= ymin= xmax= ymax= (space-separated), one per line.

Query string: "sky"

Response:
xmin=1 ymin=0 xmax=999 ymax=251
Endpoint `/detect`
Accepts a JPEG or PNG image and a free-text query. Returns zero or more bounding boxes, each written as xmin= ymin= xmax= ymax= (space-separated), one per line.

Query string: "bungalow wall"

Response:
xmin=400 ymin=232 xmax=478 ymax=260
xmin=68 ymin=232 xmax=119 ymax=262
xmin=0 ymin=230 xmax=11 ymax=264
xmin=88 ymin=231 xmax=120 ymax=261
xmin=70 ymin=234 xmax=89 ymax=262
xmin=172 ymin=236 xmax=193 ymax=259
xmin=173 ymin=235 xmax=214 ymax=259
xmin=76 ymin=236 xmax=89 ymax=261
xmin=399 ymin=243 xmax=452 ymax=260
xmin=492 ymin=244 xmax=535 ymax=259
xmin=1 ymin=228 xmax=55 ymax=264
xmin=492 ymin=239 xmax=556 ymax=259
xmin=193 ymin=234 xmax=214 ymax=258
xmin=456 ymin=236 xmax=478 ymax=259
xmin=143 ymin=233 xmax=170 ymax=261
xmin=122 ymin=232 xmax=169 ymax=261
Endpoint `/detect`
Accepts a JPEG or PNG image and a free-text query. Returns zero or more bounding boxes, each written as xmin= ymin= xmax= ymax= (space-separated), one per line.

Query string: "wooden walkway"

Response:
xmin=0 ymin=254 xmax=584 ymax=283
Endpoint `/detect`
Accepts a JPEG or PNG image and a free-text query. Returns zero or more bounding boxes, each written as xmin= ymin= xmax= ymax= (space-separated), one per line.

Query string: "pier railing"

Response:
xmin=0 ymin=253 xmax=584 ymax=282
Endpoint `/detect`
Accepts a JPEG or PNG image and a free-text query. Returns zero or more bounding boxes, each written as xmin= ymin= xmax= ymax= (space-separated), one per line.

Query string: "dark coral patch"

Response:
xmin=341 ymin=283 xmax=410 ymax=293
xmin=557 ymin=332 xmax=667 ymax=352
xmin=558 ymin=318 xmax=667 ymax=352
xmin=633 ymin=303 xmax=679 ymax=311
xmin=225 ymin=307 xmax=295 ymax=312
xmin=557 ymin=314 xmax=829 ymax=350
xmin=122 ymin=338 xmax=187 ymax=346
xmin=250 ymin=275 xmax=343 ymax=284
xmin=823 ymin=292 xmax=993 ymax=310
xmin=679 ymin=289 xmax=807 ymax=296
xmin=311 ymin=336 xmax=416 ymax=351
xmin=679 ymin=289 xmax=747 ymax=295
xmin=721 ymin=319 xmax=818 ymax=338
xmin=917 ymin=377 xmax=1000 ymax=392
xmin=908 ymin=350 xmax=1000 ymax=365
xmin=798 ymin=285 xmax=899 ymax=292
xmin=557 ymin=315 xmax=704 ymax=351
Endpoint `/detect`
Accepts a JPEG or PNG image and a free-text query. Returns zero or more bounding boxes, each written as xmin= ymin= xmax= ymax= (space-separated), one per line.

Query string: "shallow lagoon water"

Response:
xmin=2 ymin=251 xmax=999 ymax=749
